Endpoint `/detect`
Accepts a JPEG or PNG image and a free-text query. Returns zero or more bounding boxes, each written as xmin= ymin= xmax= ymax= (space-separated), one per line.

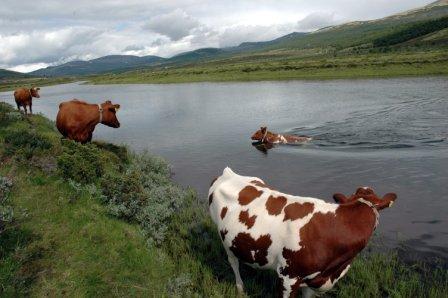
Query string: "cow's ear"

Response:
xmin=261 ymin=127 xmax=267 ymax=133
xmin=333 ymin=193 xmax=349 ymax=204
xmin=105 ymin=100 xmax=111 ymax=104
xmin=36 ymin=87 xmax=40 ymax=90
xmin=114 ymin=104 xmax=120 ymax=110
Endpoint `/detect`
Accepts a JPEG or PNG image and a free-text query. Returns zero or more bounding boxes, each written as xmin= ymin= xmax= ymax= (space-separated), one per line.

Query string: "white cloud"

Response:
xmin=296 ymin=12 xmax=338 ymax=31
xmin=143 ymin=9 xmax=200 ymax=41
xmin=8 ymin=63 xmax=51 ymax=73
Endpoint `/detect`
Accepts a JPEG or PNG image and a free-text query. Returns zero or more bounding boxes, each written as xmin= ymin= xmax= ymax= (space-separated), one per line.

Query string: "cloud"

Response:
xmin=218 ymin=25 xmax=293 ymax=47
xmin=143 ymin=9 xmax=200 ymax=41
xmin=296 ymin=12 xmax=338 ymax=31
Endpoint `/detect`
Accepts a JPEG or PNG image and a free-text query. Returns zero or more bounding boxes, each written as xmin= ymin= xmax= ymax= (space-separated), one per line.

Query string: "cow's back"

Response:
xmin=56 ymin=100 xmax=91 ymax=138
xmin=14 ymin=88 xmax=31 ymax=105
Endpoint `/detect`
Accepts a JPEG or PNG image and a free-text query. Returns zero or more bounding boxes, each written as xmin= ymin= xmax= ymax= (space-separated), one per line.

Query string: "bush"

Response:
xmin=100 ymin=152 xmax=190 ymax=245
xmin=57 ymin=141 xmax=104 ymax=184
xmin=0 ymin=177 xmax=14 ymax=234
xmin=3 ymin=128 xmax=52 ymax=159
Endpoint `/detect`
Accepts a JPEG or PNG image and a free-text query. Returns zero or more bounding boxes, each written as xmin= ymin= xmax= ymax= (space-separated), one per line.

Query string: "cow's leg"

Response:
xmin=23 ymin=105 xmax=28 ymax=115
xmin=226 ymin=250 xmax=244 ymax=294
xmin=29 ymin=103 xmax=32 ymax=114
xmin=16 ymin=103 xmax=21 ymax=112
xmin=302 ymin=287 xmax=316 ymax=298
xmin=277 ymin=273 xmax=300 ymax=298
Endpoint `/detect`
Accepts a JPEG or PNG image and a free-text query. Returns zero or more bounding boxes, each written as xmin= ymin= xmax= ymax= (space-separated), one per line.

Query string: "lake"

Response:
xmin=1 ymin=77 xmax=447 ymax=260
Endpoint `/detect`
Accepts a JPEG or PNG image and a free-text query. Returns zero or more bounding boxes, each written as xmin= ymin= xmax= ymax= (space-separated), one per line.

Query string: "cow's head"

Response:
xmin=30 ymin=87 xmax=40 ymax=98
xmin=251 ymin=127 xmax=268 ymax=142
xmin=100 ymin=100 xmax=121 ymax=128
xmin=333 ymin=187 xmax=397 ymax=210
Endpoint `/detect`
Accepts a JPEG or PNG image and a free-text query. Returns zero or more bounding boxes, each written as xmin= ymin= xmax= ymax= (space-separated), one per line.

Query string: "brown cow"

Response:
xmin=56 ymin=99 xmax=120 ymax=143
xmin=209 ymin=168 xmax=397 ymax=297
xmin=14 ymin=87 xmax=40 ymax=115
xmin=251 ymin=127 xmax=311 ymax=144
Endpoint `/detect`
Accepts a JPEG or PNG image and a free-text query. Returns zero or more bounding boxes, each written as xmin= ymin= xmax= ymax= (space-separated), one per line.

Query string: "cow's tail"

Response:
xmin=223 ymin=167 xmax=235 ymax=177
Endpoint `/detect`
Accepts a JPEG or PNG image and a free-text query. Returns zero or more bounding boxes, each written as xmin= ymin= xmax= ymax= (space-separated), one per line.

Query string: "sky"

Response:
xmin=0 ymin=0 xmax=437 ymax=72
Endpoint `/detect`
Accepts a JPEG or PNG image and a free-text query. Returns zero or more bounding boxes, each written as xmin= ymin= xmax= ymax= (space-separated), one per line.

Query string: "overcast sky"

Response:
xmin=0 ymin=0 xmax=436 ymax=72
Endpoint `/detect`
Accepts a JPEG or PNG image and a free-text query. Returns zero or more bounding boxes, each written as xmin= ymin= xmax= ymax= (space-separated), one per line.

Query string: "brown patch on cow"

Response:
xmin=210 ymin=177 xmax=218 ymax=187
xmin=283 ymin=202 xmax=314 ymax=221
xmin=221 ymin=207 xmax=228 ymax=219
xmin=230 ymin=232 xmax=272 ymax=266
xmin=266 ymin=195 xmax=287 ymax=215
xmin=239 ymin=210 xmax=257 ymax=229
xmin=208 ymin=192 xmax=213 ymax=205
xmin=220 ymin=229 xmax=228 ymax=241
xmin=238 ymin=186 xmax=263 ymax=205
xmin=250 ymin=180 xmax=276 ymax=190
xmin=280 ymin=204 xmax=376 ymax=280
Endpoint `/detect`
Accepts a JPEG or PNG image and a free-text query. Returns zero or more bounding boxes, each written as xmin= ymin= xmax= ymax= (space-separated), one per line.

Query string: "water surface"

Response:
xmin=2 ymin=77 xmax=447 ymax=259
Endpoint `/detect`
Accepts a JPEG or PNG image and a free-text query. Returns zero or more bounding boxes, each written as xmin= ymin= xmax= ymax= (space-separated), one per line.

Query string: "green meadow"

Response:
xmin=0 ymin=103 xmax=447 ymax=297
xmin=87 ymin=50 xmax=448 ymax=85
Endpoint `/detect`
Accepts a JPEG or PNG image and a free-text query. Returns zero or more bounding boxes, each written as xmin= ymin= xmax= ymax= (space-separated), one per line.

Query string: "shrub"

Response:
xmin=0 ymin=177 xmax=14 ymax=234
xmin=4 ymin=129 xmax=52 ymax=159
xmin=99 ymin=152 xmax=190 ymax=245
xmin=137 ymin=184 xmax=189 ymax=245
xmin=57 ymin=141 xmax=104 ymax=184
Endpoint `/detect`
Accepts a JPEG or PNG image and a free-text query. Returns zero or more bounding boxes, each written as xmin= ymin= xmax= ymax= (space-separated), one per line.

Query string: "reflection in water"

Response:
xmin=251 ymin=141 xmax=274 ymax=154
xmin=1 ymin=77 xmax=447 ymax=260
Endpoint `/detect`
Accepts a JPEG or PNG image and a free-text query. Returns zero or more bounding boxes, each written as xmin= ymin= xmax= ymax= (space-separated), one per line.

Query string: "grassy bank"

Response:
xmin=0 ymin=103 xmax=447 ymax=297
xmin=88 ymin=50 xmax=448 ymax=85
xmin=0 ymin=77 xmax=75 ymax=92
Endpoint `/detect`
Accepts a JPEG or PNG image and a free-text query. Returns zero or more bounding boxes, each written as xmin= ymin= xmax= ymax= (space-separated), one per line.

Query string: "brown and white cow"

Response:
xmin=251 ymin=127 xmax=311 ymax=144
xmin=56 ymin=99 xmax=120 ymax=144
xmin=209 ymin=168 xmax=397 ymax=298
xmin=14 ymin=87 xmax=40 ymax=115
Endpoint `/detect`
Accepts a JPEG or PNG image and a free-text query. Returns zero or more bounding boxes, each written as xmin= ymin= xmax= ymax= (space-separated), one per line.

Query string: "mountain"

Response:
xmin=250 ymin=0 xmax=448 ymax=51
xmin=0 ymin=69 xmax=31 ymax=80
xmin=28 ymin=0 xmax=448 ymax=77
xmin=30 ymin=55 xmax=165 ymax=77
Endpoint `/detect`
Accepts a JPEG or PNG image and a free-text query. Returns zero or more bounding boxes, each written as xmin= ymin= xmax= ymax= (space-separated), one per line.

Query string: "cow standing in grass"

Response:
xmin=14 ymin=87 xmax=40 ymax=115
xmin=209 ymin=168 xmax=397 ymax=298
xmin=56 ymin=99 xmax=120 ymax=143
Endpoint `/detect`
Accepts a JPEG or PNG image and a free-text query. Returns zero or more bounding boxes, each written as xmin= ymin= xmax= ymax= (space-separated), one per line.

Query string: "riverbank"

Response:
xmin=0 ymin=51 xmax=447 ymax=93
xmin=87 ymin=50 xmax=448 ymax=85
xmin=0 ymin=77 xmax=75 ymax=92
xmin=0 ymin=103 xmax=447 ymax=296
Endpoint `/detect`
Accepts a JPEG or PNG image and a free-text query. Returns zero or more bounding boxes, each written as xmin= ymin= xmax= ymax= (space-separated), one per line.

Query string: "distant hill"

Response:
xmin=251 ymin=0 xmax=448 ymax=51
xmin=0 ymin=69 xmax=31 ymax=80
xmin=27 ymin=0 xmax=448 ymax=77
xmin=30 ymin=55 xmax=165 ymax=77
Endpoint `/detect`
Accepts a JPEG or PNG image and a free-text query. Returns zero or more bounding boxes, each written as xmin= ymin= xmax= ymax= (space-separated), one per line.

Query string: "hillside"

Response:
xmin=0 ymin=69 xmax=31 ymax=80
xmin=30 ymin=55 xmax=165 ymax=77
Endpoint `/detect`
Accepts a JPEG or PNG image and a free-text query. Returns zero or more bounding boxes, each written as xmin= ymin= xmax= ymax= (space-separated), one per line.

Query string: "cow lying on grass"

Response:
xmin=14 ymin=87 xmax=40 ymax=115
xmin=251 ymin=127 xmax=311 ymax=144
xmin=209 ymin=168 xmax=397 ymax=298
xmin=56 ymin=99 xmax=120 ymax=143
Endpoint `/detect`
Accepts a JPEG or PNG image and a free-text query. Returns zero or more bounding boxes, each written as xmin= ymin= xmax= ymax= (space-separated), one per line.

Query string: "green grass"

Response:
xmin=0 ymin=77 xmax=75 ymax=92
xmin=88 ymin=50 xmax=448 ymax=85
xmin=0 ymin=103 xmax=447 ymax=297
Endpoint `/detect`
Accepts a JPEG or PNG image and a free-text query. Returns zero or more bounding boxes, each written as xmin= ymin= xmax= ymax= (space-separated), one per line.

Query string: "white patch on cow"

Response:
xmin=304 ymin=271 xmax=321 ymax=280
xmin=280 ymin=135 xmax=287 ymax=143
xmin=334 ymin=264 xmax=351 ymax=284
xmin=281 ymin=276 xmax=298 ymax=298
